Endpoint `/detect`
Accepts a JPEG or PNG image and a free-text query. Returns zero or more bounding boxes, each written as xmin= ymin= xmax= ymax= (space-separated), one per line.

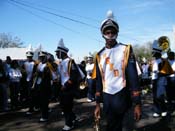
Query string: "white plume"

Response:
xmin=27 ymin=44 xmax=33 ymax=52
xmin=37 ymin=43 xmax=43 ymax=51
xmin=106 ymin=10 xmax=114 ymax=19
xmin=58 ymin=38 xmax=65 ymax=47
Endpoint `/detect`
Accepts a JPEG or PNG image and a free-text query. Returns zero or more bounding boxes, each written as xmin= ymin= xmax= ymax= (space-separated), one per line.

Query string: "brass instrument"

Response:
xmin=157 ymin=36 xmax=174 ymax=75
xmin=159 ymin=59 xmax=174 ymax=75
xmin=79 ymin=80 xmax=88 ymax=90
xmin=158 ymin=36 xmax=170 ymax=52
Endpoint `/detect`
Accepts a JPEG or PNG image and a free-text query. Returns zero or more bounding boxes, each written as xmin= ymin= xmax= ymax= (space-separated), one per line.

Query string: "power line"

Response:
xmin=6 ymin=0 xmax=103 ymax=44
xmin=15 ymin=0 xmax=101 ymax=23
xmin=7 ymin=0 xmax=80 ymax=34
xmin=9 ymin=0 xmax=99 ymax=29
xmin=7 ymin=0 xmax=143 ymax=44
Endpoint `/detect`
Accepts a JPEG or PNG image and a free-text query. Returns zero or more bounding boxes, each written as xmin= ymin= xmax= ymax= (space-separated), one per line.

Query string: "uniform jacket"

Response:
xmin=93 ymin=43 xmax=141 ymax=105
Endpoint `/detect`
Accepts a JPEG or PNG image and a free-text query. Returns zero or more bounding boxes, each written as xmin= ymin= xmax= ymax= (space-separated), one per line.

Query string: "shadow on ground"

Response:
xmin=1 ymin=94 xmax=175 ymax=131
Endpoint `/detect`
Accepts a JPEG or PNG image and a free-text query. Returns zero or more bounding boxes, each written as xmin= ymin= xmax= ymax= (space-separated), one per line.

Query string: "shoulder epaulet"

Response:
xmin=97 ymin=47 xmax=105 ymax=55
xmin=118 ymin=42 xmax=128 ymax=47
xmin=123 ymin=44 xmax=131 ymax=68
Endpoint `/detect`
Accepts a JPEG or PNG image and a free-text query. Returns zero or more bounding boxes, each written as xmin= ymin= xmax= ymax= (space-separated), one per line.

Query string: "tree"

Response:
xmin=0 ymin=33 xmax=24 ymax=48
xmin=133 ymin=41 xmax=152 ymax=63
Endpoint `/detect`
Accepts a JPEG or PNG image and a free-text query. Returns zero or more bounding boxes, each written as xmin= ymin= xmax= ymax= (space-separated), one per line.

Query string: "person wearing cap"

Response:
xmin=22 ymin=50 xmax=37 ymax=106
xmin=85 ymin=54 xmax=95 ymax=102
xmin=93 ymin=10 xmax=141 ymax=131
xmin=24 ymin=50 xmax=40 ymax=115
xmin=26 ymin=50 xmax=52 ymax=122
xmin=55 ymin=39 xmax=80 ymax=131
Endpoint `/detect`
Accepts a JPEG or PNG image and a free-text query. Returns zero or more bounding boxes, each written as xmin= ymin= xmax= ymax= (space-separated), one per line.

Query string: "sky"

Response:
xmin=0 ymin=0 xmax=175 ymax=62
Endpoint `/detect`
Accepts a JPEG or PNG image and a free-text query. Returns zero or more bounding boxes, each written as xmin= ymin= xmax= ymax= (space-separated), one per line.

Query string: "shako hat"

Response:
xmin=26 ymin=44 xmax=34 ymax=57
xmin=55 ymin=38 xmax=69 ymax=53
xmin=38 ymin=51 xmax=47 ymax=57
xmin=87 ymin=53 xmax=93 ymax=60
xmin=100 ymin=10 xmax=119 ymax=34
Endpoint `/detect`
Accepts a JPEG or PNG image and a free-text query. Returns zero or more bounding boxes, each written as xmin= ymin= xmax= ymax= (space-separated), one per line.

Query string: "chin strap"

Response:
xmin=103 ymin=34 xmax=117 ymax=40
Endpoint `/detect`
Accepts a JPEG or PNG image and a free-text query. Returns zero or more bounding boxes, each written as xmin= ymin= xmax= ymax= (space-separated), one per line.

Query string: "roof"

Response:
xmin=0 ymin=48 xmax=27 ymax=60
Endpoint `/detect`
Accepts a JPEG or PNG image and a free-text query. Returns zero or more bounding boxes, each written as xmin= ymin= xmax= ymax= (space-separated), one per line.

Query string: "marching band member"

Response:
xmin=85 ymin=54 xmax=95 ymax=102
xmin=93 ymin=10 xmax=141 ymax=131
xmin=152 ymin=37 xmax=173 ymax=117
xmin=55 ymin=39 xmax=80 ymax=131
xmin=22 ymin=46 xmax=37 ymax=105
xmin=37 ymin=51 xmax=52 ymax=122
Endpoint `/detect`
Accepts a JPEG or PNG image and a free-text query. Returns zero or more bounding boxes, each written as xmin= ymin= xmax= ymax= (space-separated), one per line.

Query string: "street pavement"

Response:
xmin=1 ymin=93 xmax=175 ymax=131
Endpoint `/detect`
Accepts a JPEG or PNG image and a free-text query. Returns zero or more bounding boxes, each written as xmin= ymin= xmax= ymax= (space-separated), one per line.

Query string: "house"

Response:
xmin=0 ymin=48 xmax=27 ymax=61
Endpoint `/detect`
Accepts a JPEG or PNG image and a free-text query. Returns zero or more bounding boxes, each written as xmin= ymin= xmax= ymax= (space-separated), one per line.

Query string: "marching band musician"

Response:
xmin=85 ymin=54 xmax=95 ymax=102
xmin=55 ymin=38 xmax=80 ymax=131
xmin=151 ymin=37 xmax=174 ymax=117
xmin=93 ymin=10 xmax=141 ymax=131
xmin=36 ymin=51 xmax=52 ymax=122
xmin=25 ymin=50 xmax=40 ymax=115
xmin=22 ymin=46 xmax=37 ymax=106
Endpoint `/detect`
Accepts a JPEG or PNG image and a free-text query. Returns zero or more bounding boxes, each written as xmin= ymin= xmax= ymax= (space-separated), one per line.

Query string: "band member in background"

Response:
xmin=37 ymin=51 xmax=52 ymax=122
xmin=85 ymin=54 xmax=95 ymax=102
xmin=55 ymin=38 xmax=80 ymax=131
xmin=21 ymin=48 xmax=37 ymax=106
xmin=151 ymin=37 xmax=173 ymax=118
xmin=47 ymin=53 xmax=60 ymax=102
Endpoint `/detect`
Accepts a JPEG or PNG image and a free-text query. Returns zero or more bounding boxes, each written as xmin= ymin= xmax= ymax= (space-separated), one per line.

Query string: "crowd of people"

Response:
xmin=0 ymin=10 xmax=175 ymax=131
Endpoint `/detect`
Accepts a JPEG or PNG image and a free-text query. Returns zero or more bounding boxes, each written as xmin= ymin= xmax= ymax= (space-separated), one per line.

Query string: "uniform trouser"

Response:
xmin=60 ymin=89 xmax=76 ymax=127
xmin=152 ymin=77 xmax=167 ymax=114
xmin=20 ymin=80 xmax=32 ymax=104
xmin=9 ymin=82 xmax=20 ymax=108
xmin=166 ymin=76 xmax=175 ymax=111
xmin=166 ymin=76 xmax=175 ymax=102
xmin=40 ymin=88 xmax=50 ymax=119
xmin=51 ymin=81 xmax=60 ymax=100
xmin=0 ymin=83 xmax=8 ymax=110
xmin=87 ymin=78 xmax=95 ymax=100
xmin=103 ymin=88 xmax=131 ymax=131
xmin=26 ymin=81 xmax=33 ymax=99
xmin=28 ymin=85 xmax=40 ymax=112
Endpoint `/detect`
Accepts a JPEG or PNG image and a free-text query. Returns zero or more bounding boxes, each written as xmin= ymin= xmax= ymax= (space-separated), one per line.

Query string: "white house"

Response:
xmin=0 ymin=48 xmax=27 ymax=60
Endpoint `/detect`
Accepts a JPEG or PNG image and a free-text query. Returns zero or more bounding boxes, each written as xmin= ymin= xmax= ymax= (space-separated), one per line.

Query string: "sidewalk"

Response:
xmin=0 ymin=94 xmax=175 ymax=131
